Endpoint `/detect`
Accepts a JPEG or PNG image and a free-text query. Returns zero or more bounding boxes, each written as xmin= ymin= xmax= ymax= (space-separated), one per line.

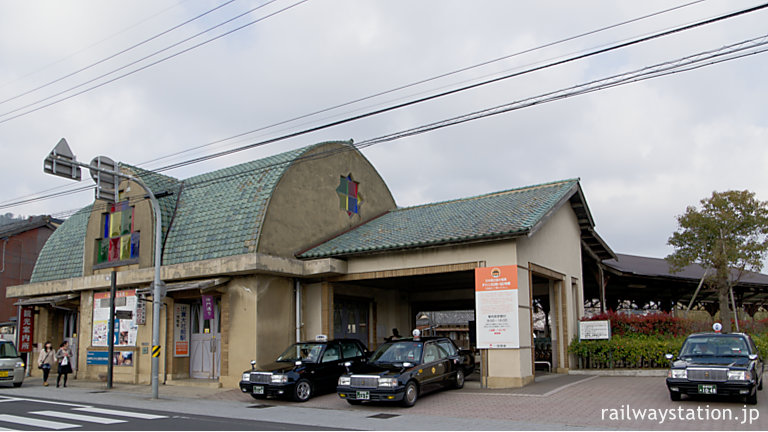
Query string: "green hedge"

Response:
xmin=570 ymin=333 xmax=768 ymax=369
xmin=569 ymin=335 xmax=685 ymax=369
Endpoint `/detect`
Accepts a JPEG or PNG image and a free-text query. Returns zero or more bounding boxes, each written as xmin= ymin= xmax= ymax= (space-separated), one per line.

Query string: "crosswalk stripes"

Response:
xmin=0 ymin=406 xmax=168 ymax=430
xmin=32 ymin=410 xmax=127 ymax=424
xmin=73 ymin=406 xmax=167 ymax=419
xmin=0 ymin=414 xmax=79 ymax=430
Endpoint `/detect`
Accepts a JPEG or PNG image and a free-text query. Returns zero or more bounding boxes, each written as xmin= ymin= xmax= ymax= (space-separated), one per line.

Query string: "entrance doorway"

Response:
xmin=333 ymin=297 xmax=369 ymax=347
xmin=532 ymin=273 xmax=564 ymax=374
xmin=190 ymin=299 xmax=221 ymax=379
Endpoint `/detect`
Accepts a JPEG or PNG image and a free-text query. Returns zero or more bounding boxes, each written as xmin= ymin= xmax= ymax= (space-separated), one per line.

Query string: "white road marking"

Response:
xmin=0 ymin=414 xmax=79 ymax=430
xmin=73 ymin=407 xmax=167 ymax=420
xmin=32 ymin=410 xmax=127 ymax=424
xmin=0 ymin=396 xmax=88 ymax=407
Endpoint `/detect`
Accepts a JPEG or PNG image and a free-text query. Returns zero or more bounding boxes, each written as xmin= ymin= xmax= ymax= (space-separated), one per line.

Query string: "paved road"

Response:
xmin=0 ymin=395 xmax=342 ymax=431
xmin=1 ymin=373 xmax=766 ymax=430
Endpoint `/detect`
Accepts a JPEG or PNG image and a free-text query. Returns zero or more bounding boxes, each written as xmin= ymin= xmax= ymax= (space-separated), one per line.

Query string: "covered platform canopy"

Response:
xmin=583 ymin=253 xmax=768 ymax=315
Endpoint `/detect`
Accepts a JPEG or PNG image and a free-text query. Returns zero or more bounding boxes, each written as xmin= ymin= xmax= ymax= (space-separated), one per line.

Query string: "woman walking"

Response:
xmin=37 ymin=341 xmax=55 ymax=386
xmin=55 ymin=341 xmax=73 ymax=388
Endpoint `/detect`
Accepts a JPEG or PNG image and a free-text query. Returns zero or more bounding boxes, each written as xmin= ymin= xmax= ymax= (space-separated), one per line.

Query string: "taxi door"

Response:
xmin=315 ymin=343 xmax=344 ymax=392
xmin=421 ymin=342 xmax=448 ymax=392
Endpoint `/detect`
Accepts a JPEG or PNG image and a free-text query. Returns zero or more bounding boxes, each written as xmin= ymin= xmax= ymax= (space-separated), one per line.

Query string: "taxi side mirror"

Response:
xmin=250 ymin=360 xmax=257 ymax=370
xmin=749 ymin=354 xmax=759 ymax=361
xmin=664 ymin=353 xmax=673 ymax=361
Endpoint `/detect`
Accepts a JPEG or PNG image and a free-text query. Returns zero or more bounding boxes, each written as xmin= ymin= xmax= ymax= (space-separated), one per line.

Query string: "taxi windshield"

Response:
xmin=370 ymin=341 xmax=423 ymax=365
xmin=276 ymin=343 xmax=324 ymax=363
xmin=680 ymin=336 xmax=750 ymax=357
xmin=0 ymin=341 xmax=19 ymax=358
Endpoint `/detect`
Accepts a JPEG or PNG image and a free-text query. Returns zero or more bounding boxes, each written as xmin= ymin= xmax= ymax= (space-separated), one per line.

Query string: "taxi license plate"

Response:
xmin=698 ymin=384 xmax=717 ymax=395
xmin=252 ymin=385 xmax=264 ymax=395
xmin=0 ymin=371 xmax=7 ymax=378
xmin=356 ymin=391 xmax=370 ymax=400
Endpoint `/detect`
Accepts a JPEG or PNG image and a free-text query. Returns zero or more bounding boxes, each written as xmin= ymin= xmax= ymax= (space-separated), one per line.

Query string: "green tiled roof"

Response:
xmin=299 ymin=179 xmax=580 ymax=258
xmin=120 ymin=164 xmax=181 ymax=244
xmin=30 ymin=205 xmax=92 ymax=283
xmin=30 ymin=143 xmax=339 ymax=282
xmin=160 ymin=145 xmax=319 ymax=265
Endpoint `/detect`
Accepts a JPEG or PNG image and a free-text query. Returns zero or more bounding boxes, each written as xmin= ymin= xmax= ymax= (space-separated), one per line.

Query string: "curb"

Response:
xmin=569 ymin=369 xmax=668 ymax=377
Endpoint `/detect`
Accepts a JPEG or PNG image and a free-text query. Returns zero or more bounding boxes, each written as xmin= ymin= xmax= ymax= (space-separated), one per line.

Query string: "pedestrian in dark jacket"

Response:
xmin=55 ymin=341 xmax=73 ymax=388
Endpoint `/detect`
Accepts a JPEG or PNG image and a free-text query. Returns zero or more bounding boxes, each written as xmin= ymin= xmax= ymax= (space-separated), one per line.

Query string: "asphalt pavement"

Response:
xmin=0 ymin=372 xmax=765 ymax=430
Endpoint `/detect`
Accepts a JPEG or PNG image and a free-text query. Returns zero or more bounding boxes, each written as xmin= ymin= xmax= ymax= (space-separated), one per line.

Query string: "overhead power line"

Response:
xmin=0 ymin=0 xmax=187 ymax=92
xmin=7 ymin=30 xmax=768 ymax=216
xmin=0 ymin=0 xmax=309 ymax=125
xmin=0 ymin=0 xmax=238 ymax=107
xmin=149 ymin=1 xmax=768 ymax=174
xmin=138 ymin=0 xmax=708 ymax=167
xmin=4 ymin=2 xmax=767 ymax=212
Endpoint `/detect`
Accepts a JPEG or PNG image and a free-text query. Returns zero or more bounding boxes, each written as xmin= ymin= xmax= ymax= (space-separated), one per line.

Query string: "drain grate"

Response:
xmin=90 ymin=391 xmax=108 ymax=394
xmin=248 ymin=404 xmax=274 ymax=409
xmin=367 ymin=413 xmax=400 ymax=419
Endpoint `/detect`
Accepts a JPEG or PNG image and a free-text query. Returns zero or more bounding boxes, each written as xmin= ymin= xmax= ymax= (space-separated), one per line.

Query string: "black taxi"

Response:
xmin=239 ymin=338 xmax=368 ymax=402
xmin=666 ymin=325 xmax=764 ymax=404
xmin=337 ymin=334 xmax=465 ymax=407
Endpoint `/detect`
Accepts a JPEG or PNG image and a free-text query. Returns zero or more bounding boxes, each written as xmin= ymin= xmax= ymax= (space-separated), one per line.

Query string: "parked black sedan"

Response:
xmin=337 ymin=336 xmax=465 ymax=407
xmin=239 ymin=338 xmax=368 ymax=402
xmin=666 ymin=331 xmax=764 ymax=404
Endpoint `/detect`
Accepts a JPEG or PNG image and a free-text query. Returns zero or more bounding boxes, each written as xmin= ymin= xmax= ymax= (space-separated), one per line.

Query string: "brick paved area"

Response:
xmin=217 ymin=374 xmax=767 ymax=430
xmin=16 ymin=373 xmax=766 ymax=429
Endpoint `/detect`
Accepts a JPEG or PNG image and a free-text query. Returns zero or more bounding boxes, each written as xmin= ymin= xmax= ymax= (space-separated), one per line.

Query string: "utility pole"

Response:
xmin=44 ymin=138 xmax=166 ymax=399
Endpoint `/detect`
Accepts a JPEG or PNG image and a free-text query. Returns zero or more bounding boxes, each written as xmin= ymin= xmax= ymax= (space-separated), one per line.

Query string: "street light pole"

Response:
xmin=44 ymin=139 xmax=165 ymax=399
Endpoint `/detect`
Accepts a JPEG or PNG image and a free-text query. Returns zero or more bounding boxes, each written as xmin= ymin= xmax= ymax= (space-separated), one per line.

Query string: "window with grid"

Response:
xmin=95 ymin=201 xmax=140 ymax=265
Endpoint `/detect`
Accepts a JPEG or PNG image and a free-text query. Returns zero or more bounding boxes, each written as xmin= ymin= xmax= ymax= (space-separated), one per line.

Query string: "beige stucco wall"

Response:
xmin=254 ymin=276 xmax=295 ymax=367
xmin=516 ymin=204 xmax=584 ymax=372
xmin=258 ymin=142 xmax=397 ymax=257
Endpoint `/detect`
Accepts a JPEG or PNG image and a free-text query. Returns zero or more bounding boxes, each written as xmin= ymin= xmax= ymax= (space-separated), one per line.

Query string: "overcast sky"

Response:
xmin=1 ymin=0 xmax=767 ymax=262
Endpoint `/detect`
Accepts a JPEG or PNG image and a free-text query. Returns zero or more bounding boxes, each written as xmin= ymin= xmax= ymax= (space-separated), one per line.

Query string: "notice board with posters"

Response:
xmin=92 ymin=289 xmax=138 ymax=347
xmin=475 ymin=265 xmax=519 ymax=349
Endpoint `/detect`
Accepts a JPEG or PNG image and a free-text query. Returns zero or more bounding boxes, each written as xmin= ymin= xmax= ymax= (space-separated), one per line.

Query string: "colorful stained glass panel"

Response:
xmin=120 ymin=235 xmax=131 ymax=260
xmin=121 ymin=208 xmax=132 ymax=235
xmin=108 ymin=238 xmax=120 ymax=261
xmin=97 ymin=239 xmax=109 ymax=263
xmin=130 ymin=232 xmax=140 ymax=259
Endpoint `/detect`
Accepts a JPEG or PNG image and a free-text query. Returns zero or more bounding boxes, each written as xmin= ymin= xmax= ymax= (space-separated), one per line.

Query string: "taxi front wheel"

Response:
xmin=293 ymin=379 xmax=312 ymax=402
xmin=402 ymin=381 xmax=418 ymax=407
xmin=452 ymin=369 xmax=465 ymax=389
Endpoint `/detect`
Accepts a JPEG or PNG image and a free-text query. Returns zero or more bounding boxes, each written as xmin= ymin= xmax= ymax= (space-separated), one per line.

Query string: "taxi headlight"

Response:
xmin=379 ymin=377 xmax=398 ymax=388
xmin=15 ymin=362 xmax=24 ymax=368
xmin=271 ymin=374 xmax=288 ymax=384
xmin=338 ymin=376 xmax=351 ymax=386
xmin=242 ymin=373 xmax=250 ymax=382
xmin=669 ymin=369 xmax=687 ymax=379
xmin=728 ymin=370 xmax=750 ymax=381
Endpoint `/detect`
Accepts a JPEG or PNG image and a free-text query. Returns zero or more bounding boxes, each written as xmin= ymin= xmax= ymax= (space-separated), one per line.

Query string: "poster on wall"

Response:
xmin=174 ymin=304 xmax=190 ymax=357
xmin=92 ymin=289 xmax=138 ymax=347
xmin=475 ymin=265 xmax=519 ymax=349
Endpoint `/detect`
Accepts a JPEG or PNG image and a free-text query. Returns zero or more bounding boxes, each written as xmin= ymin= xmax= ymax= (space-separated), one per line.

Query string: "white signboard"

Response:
xmin=174 ymin=304 xmax=190 ymax=357
xmin=475 ymin=266 xmax=519 ymax=349
xmin=579 ymin=320 xmax=612 ymax=340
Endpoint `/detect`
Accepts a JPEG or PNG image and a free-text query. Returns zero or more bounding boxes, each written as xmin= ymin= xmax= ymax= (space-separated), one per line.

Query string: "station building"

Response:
xmin=8 ymin=141 xmax=613 ymax=389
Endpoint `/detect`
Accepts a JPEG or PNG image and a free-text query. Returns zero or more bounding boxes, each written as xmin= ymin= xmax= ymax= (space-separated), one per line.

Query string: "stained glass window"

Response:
xmin=96 ymin=201 xmax=139 ymax=265
xmin=336 ymin=175 xmax=362 ymax=216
